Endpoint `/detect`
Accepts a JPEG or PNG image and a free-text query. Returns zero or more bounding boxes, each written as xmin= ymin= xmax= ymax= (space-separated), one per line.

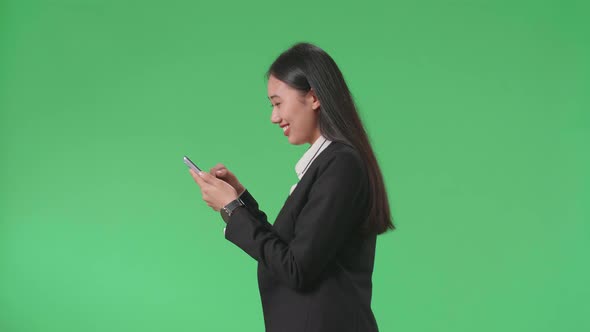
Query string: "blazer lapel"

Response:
xmin=273 ymin=141 xmax=343 ymax=239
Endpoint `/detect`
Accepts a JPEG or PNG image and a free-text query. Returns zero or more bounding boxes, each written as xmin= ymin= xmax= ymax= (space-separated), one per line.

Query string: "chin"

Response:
xmin=287 ymin=135 xmax=304 ymax=145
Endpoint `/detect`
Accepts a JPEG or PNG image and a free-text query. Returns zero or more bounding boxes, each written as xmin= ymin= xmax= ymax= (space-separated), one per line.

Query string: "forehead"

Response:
xmin=267 ymin=75 xmax=290 ymax=98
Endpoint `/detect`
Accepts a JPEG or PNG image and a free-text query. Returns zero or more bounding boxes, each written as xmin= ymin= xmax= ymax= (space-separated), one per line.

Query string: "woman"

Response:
xmin=190 ymin=42 xmax=395 ymax=332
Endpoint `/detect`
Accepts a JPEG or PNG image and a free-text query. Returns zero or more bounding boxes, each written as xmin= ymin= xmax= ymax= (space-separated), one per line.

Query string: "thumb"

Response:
xmin=215 ymin=169 xmax=226 ymax=176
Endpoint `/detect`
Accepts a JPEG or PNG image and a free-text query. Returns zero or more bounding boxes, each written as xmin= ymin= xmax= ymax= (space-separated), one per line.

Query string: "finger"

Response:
xmin=210 ymin=163 xmax=226 ymax=171
xmin=197 ymin=170 xmax=216 ymax=184
xmin=209 ymin=167 xmax=226 ymax=177
xmin=210 ymin=165 xmax=227 ymax=175
xmin=189 ymin=169 xmax=207 ymax=186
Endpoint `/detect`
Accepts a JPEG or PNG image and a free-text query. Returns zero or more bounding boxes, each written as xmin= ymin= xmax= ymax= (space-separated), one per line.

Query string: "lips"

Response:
xmin=282 ymin=124 xmax=290 ymax=136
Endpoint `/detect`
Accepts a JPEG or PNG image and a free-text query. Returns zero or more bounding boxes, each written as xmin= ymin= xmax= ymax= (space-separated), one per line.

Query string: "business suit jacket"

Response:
xmin=224 ymin=141 xmax=379 ymax=332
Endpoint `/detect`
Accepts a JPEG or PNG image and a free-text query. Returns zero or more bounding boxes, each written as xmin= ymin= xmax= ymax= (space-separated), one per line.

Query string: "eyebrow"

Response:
xmin=268 ymin=95 xmax=281 ymax=100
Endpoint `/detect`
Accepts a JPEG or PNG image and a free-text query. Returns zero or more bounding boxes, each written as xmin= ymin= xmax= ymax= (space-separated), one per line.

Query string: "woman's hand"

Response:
xmin=209 ymin=163 xmax=245 ymax=195
xmin=189 ymin=169 xmax=238 ymax=211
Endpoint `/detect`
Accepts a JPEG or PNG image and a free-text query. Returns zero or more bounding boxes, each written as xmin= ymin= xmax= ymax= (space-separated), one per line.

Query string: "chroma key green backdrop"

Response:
xmin=1 ymin=0 xmax=588 ymax=331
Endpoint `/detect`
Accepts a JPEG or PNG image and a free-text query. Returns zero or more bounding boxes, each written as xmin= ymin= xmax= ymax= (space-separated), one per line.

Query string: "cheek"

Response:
xmin=280 ymin=108 xmax=293 ymax=124
xmin=284 ymin=105 xmax=304 ymax=124
xmin=291 ymin=110 xmax=314 ymax=128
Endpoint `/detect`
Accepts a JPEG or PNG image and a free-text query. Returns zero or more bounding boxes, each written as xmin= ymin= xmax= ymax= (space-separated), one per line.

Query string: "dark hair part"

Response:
xmin=265 ymin=42 xmax=395 ymax=235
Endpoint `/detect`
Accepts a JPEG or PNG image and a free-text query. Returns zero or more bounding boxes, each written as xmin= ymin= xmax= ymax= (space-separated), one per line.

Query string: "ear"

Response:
xmin=308 ymin=88 xmax=321 ymax=111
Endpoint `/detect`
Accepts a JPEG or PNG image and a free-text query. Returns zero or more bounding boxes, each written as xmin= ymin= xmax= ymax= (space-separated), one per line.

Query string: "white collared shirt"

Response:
xmin=290 ymin=134 xmax=333 ymax=195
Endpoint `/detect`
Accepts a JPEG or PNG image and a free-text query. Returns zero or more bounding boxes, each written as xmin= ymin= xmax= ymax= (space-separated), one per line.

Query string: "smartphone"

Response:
xmin=183 ymin=155 xmax=202 ymax=173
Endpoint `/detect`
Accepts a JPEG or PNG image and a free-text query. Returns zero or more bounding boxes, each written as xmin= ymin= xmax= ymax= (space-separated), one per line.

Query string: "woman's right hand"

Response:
xmin=209 ymin=163 xmax=245 ymax=196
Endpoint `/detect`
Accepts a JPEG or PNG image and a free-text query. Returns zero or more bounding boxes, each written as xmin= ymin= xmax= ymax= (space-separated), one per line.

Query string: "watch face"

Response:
xmin=220 ymin=209 xmax=230 ymax=223
xmin=222 ymin=199 xmax=244 ymax=218
xmin=225 ymin=206 xmax=234 ymax=216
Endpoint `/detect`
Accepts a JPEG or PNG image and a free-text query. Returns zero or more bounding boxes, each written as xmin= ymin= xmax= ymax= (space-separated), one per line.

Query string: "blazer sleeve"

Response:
xmin=238 ymin=188 xmax=273 ymax=230
xmin=224 ymin=151 xmax=369 ymax=291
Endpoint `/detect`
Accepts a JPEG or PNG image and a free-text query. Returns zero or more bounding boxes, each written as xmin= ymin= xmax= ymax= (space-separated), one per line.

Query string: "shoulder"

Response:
xmin=322 ymin=141 xmax=364 ymax=169
xmin=315 ymin=141 xmax=367 ymax=183
xmin=308 ymin=142 xmax=370 ymax=208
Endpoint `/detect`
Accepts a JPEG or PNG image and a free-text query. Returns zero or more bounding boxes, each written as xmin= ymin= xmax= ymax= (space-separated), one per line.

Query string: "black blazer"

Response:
xmin=224 ymin=141 xmax=379 ymax=332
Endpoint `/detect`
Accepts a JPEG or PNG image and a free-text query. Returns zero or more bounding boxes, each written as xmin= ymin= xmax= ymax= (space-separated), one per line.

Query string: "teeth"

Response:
xmin=282 ymin=125 xmax=290 ymax=132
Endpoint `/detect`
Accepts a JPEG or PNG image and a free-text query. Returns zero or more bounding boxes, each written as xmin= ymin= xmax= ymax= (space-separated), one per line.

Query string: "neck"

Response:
xmin=309 ymin=129 xmax=322 ymax=146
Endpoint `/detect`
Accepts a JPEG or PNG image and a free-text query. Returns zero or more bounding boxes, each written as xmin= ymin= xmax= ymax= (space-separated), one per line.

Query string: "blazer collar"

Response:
xmin=295 ymin=134 xmax=333 ymax=180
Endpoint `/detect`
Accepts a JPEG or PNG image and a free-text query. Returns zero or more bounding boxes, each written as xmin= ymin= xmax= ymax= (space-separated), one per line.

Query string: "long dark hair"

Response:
xmin=265 ymin=42 xmax=395 ymax=235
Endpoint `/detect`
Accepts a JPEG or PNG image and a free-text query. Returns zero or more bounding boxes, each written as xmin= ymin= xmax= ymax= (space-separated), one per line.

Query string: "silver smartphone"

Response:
xmin=183 ymin=155 xmax=202 ymax=173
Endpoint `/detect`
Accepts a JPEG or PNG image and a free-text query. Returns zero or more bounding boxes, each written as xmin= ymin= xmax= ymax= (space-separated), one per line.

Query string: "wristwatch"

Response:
xmin=220 ymin=197 xmax=245 ymax=223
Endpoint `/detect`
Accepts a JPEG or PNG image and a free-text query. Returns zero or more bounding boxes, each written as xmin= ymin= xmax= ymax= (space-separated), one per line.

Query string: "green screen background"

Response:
xmin=1 ymin=0 xmax=588 ymax=331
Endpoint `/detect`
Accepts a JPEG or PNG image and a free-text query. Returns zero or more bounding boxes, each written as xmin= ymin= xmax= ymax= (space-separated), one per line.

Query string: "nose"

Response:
xmin=270 ymin=107 xmax=281 ymax=124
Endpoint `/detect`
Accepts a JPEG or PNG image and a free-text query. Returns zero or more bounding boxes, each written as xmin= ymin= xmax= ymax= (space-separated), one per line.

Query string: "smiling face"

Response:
xmin=267 ymin=74 xmax=321 ymax=145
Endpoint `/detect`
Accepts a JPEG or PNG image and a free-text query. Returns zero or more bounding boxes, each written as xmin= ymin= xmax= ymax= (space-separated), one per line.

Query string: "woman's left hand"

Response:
xmin=189 ymin=169 xmax=238 ymax=211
